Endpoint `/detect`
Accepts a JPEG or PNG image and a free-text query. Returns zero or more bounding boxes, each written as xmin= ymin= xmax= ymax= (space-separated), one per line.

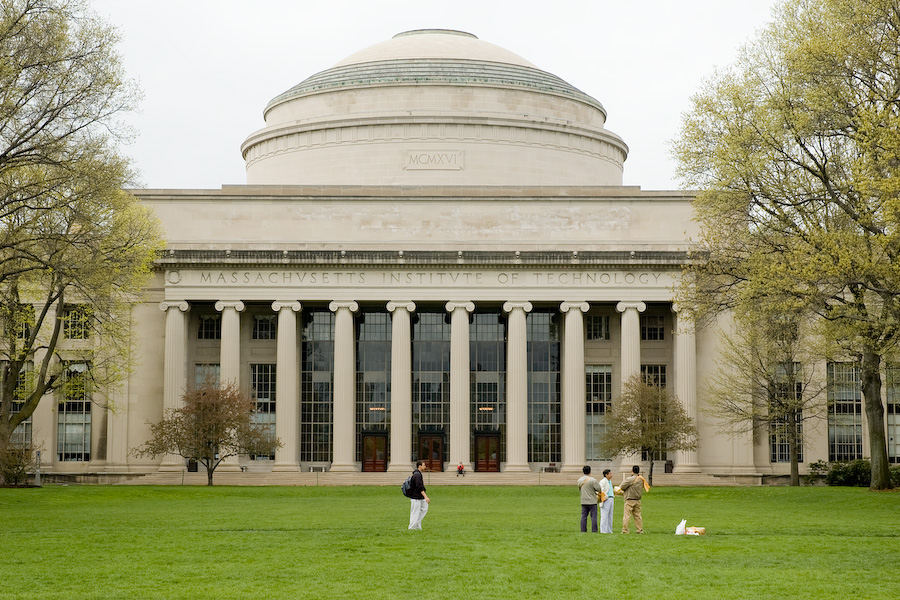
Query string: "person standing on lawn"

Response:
xmin=577 ymin=465 xmax=603 ymax=533
xmin=620 ymin=465 xmax=650 ymax=534
xmin=599 ymin=468 xmax=615 ymax=534
xmin=408 ymin=460 xmax=430 ymax=530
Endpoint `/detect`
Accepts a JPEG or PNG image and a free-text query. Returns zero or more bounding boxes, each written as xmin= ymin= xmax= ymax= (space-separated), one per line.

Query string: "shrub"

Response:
xmin=804 ymin=460 xmax=828 ymax=486
xmin=0 ymin=443 xmax=36 ymax=487
xmin=825 ymin=460 xmax=871 ymax=487
xmin=891 ymin=465 xmax=900 ymax=488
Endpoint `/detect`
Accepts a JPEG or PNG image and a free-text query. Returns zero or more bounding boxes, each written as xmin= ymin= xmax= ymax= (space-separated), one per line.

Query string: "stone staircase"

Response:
xmin=122 ymin=469 xmax=761 ymax=487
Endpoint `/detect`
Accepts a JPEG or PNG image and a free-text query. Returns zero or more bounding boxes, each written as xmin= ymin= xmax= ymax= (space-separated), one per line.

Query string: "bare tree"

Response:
xmin=133 ymin=382 xmax=281 ymax=486
xmin=602 ymin=374 xmax=697 ymax=485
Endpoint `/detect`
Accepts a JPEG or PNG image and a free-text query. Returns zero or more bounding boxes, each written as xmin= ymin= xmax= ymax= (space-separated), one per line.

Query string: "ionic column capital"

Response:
xmin=159 ymin=300 xmax=189 ymax=313
xmin=559 ymin=301 xmax=590 ymax=314
xmin=502 ymin=301 xmax=533 ymax=314
xmin=615 ymin=301 xmax=646 ymax=314
xmin=386 ymin=301 xmax=416 ymax=313
xmin=215 ymin=300 xmax=245 ymax=312
xmin=445 ymin=301 xmax=475 ymax=313
xmin=271 ymin=301 xmax=302 ymax=313
xmin=328 ymin=300 xmax=359 ymax=313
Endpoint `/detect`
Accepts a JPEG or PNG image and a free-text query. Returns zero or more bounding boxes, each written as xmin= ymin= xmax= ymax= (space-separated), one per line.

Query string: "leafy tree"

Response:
xmin=601 ymin=374 xmax=697 ymax=485
xmin=704 ymin=310 xmax=828 ymax=485
xmin=673 ymin=0 xmax=899 ymax=489
xmin=134 ymin=382 xmax=282 ymax=486
xmin=0 ymin=1 xmax=161 ymax=452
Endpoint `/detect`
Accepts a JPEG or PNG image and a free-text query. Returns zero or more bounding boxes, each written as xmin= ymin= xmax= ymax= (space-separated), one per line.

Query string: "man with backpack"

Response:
xmin=406 ymin=460 xmax=430 ymax=530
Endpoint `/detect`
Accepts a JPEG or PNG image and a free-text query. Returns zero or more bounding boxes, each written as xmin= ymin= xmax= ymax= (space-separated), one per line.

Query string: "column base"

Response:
xmin=216 ymin=463 xmax=242 ymax=473
xmin=158 ymin=461 xmax=187 ymax=472
xmin=673 ymin=463 xmax=702 ymax=474
xmin=559 ymin=464 xmax=584 ymax=474
xmin=387 ymin=463 xmax=413 ymax=473
xmin=329 ymin=462 xmax=359 ymax=472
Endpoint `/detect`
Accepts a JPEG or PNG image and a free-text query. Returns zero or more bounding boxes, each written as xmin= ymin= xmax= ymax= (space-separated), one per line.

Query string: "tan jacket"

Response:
xmin=620 ymin=474 xmax=647 ymax=501
xmin=577 ymin=475 xmax=603 ymax=504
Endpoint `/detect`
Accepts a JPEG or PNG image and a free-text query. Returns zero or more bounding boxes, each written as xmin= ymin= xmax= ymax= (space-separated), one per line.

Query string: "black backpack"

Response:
xmin=401 ymin=472 xmax=415 ymax=498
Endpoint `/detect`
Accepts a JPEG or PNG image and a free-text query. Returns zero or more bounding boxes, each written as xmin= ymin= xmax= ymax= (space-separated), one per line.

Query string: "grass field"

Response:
xmin=1 ymin=484 xmax=898 ymax=599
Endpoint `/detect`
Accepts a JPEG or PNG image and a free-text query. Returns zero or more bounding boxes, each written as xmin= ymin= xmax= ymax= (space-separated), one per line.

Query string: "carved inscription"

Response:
xmin=182 ymin=270 xmax=669 ymax=288
xmin=404 ymin=150 xmax=464 ymax=170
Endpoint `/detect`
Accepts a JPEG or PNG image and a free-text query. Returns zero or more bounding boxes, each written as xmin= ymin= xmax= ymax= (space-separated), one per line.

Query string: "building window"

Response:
xmin=827 ymin=362 xmax=863 ymax=462
xmin=250 ymin=363 xmax=276 ymax=460
xmin=770 ymin=362 xmax=803 ymax=463
xmin=640 ymin=314 xmax=665 ymax=341
xmin=194 ymin=364 xmax=220 ymax=387
xmin=301 ymin=311 xmax=334 ymax=463
xmin=356 ymin=311 xmax=391 ymax=461
xmin=470 ymin=311 xmax=507 ymax=462
xmin=198 ymin=314 xmax=221 ymax=340
xmin=412 ymin=311 xmax=450 ymax=462
xmin=885 ymin=366 xmax=900 ymax=464
xmin=252 ymin=315 xmax=276 ymax=340
xmin=527 ymin=310 xmax=561 ymax=464
xmin=585 ymin=365 xmax=612 ymax=461
xmin=9 ymin=361 xmax=33 ymax=447
xmin=57 ymin=362 xmax=91 ymax=461
xmin=62 ymin=305 xmax=89 ymax=340
xmin=14 ymin=304 xmax=34 ymax=341
xmin=586 ymin=315 xmax=610 ymax=341
xmin=640 ymin=364 xmax=667 ymax=461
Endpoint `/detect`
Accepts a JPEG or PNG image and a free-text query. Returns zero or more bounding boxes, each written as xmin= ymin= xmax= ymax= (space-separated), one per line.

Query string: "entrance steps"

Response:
xmin=123 ymin=469 xmax=760 ymax=487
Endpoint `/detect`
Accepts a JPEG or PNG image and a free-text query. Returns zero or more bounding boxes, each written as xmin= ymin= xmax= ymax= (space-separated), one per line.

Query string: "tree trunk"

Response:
xmin=648 ymin=460 xmax=654 ymax=487
xmin=206 ymin=465 xmax=215 ymax=486
xmin=860 ymin=349 xmax=892 ymax=490
xmin=788 ymin=414 xmax=800 ymax=486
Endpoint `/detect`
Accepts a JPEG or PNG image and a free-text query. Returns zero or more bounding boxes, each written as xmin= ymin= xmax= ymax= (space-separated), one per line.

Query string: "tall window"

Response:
xmin=252 ymin=315 xmax=276 ymax=340
xmin=356 ymin=311 xmax=391 ymax=461
xmin=586 ymin=315 xmax=610 ymax=341
xmin=640 ymin=364 xmax=668 ymax=461
xmin=62 ymin=305 xmax=89 ymax=340
xmin=301 ymin=311 xmax=334 ymax=463
xmin=471 ymin=312 xmax=507 ymax=460
xmin=412 ymin=311 xmax=450 ymax=461
xmin=250 ymin=363 xmax=276 ymax=460
xmin=827 ymin=362 xmax=863 ymax=461
xmin=770 ymin=362 xmax=803 ymax=464
xmin=194 ymin=364 xmax=220 ymax=387
xmin=10 ymin=361 xmax=33 ymax=447
xmin=527 ymin=310 xmax=561 ymax=463
xmin=14 ymin=304 xmax=34 ymax=341
xmin=198 ymin=314 xmax=221 ymax=340
xmin=640 ymin=314 xmax=665 ymax=341
xmin=886 ymin=366 xmax=900 ymax=464
xmin=57 ymin=362 xmax=91 ymax=461
xmin=585 ymin=365 xmax=612 ymax=461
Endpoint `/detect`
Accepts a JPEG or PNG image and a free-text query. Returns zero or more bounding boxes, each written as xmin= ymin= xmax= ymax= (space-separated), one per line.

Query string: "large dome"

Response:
xmin=241 ymin=30 xmax=628 ymax=186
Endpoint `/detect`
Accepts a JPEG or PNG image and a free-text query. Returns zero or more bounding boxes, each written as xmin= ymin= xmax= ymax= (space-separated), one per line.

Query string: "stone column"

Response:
xmin=272 ymin=301 xmax=302 ymax=472
xmin=216 ymin=300 xmax=245 ymax=471
xmin=673 ymin=304 xmax=701 ymax=472
xmin=159 ymin=301 xmax=190 ymax=471
xmin=560 ymin=302 xmax=589 ymax=473
xmin=329 ymin=301 xmax=359 ymax=472
xmin=215 ymin=300 xmax=245 ymax=387
xmin=616 ymin=301 xmax=646 ymax=473
xmin=386 ymin=302 xmax=415 ymax=472
xmin=503 ymin=301 xmax=532 ymax=472
xmin=446 ymin=301 xmax=475 ymax=472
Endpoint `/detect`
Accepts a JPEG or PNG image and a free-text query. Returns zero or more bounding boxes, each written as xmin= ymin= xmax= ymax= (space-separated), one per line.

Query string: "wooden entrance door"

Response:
xmin=475 ymin=433 xmax=500 ymax=472
xmin=362 ymin=433 xmax=388 ymax=472
xmin=418 ymin=434 xmax=444 ymax=472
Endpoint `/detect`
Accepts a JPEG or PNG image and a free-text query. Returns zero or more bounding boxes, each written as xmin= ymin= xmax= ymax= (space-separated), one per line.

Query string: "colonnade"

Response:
xmin=158 ymin=298 xmax=698 ymax=474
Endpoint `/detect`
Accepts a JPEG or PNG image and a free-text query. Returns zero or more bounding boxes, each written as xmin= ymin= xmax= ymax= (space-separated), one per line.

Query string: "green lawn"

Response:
xmin=1 ymin=485 xmax=897 ymax=599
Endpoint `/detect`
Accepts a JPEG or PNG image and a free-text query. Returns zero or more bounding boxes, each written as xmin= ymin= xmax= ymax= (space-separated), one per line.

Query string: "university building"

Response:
xmin=20 ymin=30 xmax=899 ymax=481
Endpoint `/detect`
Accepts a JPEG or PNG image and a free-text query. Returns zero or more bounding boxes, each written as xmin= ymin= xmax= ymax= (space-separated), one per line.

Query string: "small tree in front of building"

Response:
xmin=134 ymin=382 xmax=280 ymax=486
xmin=602 ymin=374 xmax=697 ymax=485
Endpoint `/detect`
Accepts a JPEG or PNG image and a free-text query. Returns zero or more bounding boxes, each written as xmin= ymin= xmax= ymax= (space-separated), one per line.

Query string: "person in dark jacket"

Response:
xmin=408 ymin=460 xmax=431 ymax=530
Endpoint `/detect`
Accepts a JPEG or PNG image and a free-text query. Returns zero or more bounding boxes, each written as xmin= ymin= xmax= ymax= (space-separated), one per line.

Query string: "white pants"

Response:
xmin=408 ymin=498 xmax=428 ymax=530
xmin=600 ymin=497 xmax=614 ymax=533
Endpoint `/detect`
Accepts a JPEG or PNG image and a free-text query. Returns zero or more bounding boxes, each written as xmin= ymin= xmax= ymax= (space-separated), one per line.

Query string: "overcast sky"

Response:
xmin=90 ymin=0 xmax=780 ymax=191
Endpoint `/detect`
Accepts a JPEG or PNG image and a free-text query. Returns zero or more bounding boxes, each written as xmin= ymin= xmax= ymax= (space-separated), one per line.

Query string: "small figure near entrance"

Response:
xmin=577 ymin=465 xmax=603 ymax=533
xmin=457 ymin=461 xmax=465 ymax=477
xmin=408 ymin=460 xmax=431 ymax=530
